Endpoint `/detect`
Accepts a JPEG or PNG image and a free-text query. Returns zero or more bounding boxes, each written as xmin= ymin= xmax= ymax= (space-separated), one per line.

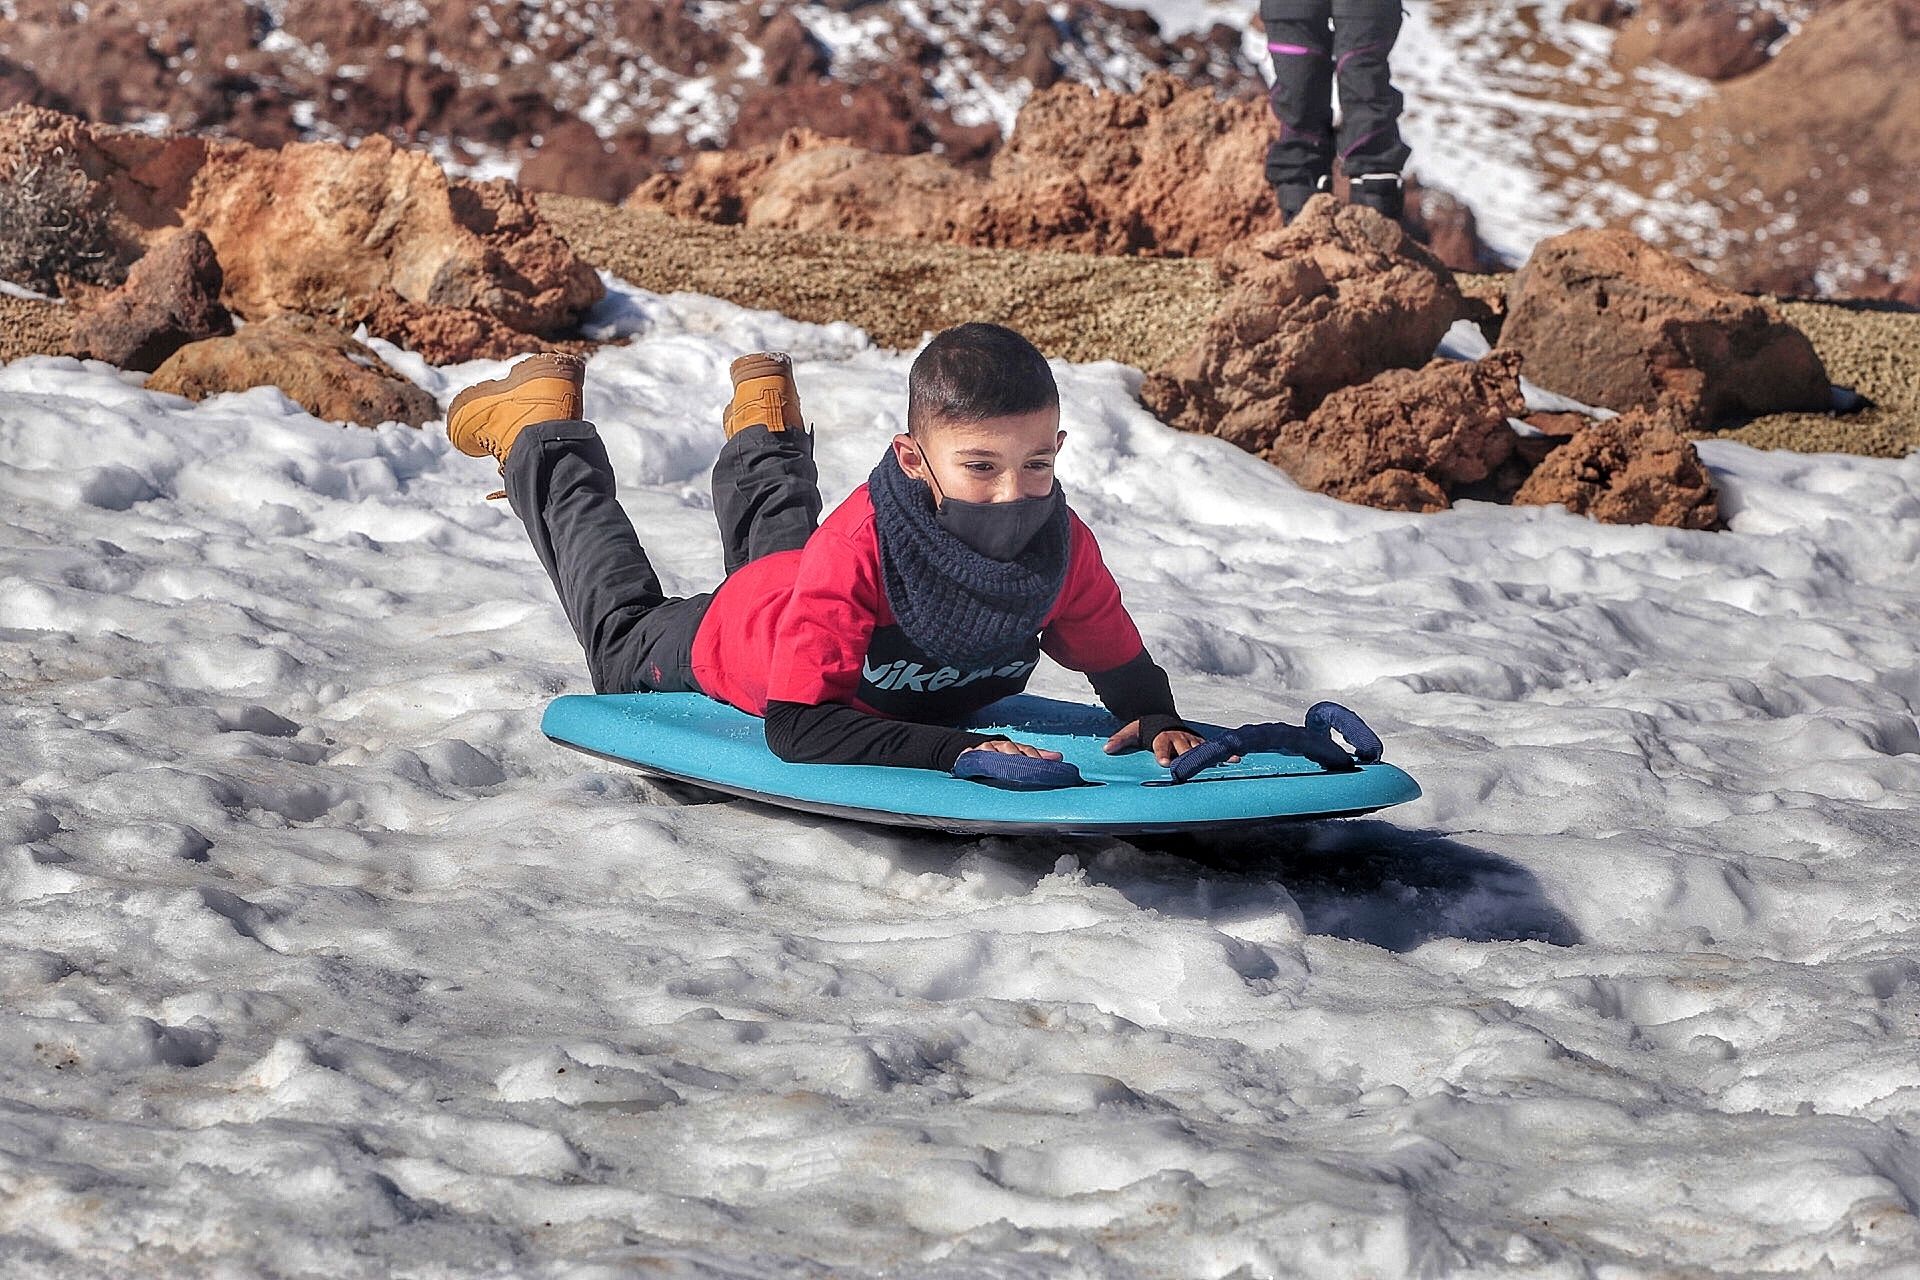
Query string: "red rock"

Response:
xmin=342 ymin=289 xmax=558 ymax=365
xmin=1264 ymin=352 xmax=1526 ymax=509
xmin=517 ymin=120 xmax=658 ymax=205
xmin=949 ymin=74 xmax=1277 ymax=257
xmin=67 ymin=227 xmax=231 ymax=371
xmin=629 ymin=76 xmax=1279 ymax=259
xmin=0 ymin=107 xmax=604 ymax=339
xmin=1496 ymin=227 xmax=1829 ymax=427
xmin=732 ymin=81 xmax=928 ymax=157
xmin=757 ymin=11 xmax=831 ymax=86
xmin=1142 ymin=196 xmax=1466 ymax=452
xmin=1342 ymin=469 xmax=1452 ymax=515
xmin=1860 ymin=273 xmax=1920 ymax=309
xmin=147 ymin=312 xmax=436 ymax=428
xmin=1500 ymin=410 xmax=1593 ymax=486
xmin=1613 ymin=0 xmax=1784 ymax=80
xmin=1523 ymin=411 xmax=1591 ymax=439
xmin=1569 ymin=0 xmax=1635 ymax=25
xmin=1513 ymin=410 xmax=1722 ymax=528
xmin=631 ymin=77 xmax=1506 ymax=274
xmin=628 ymin=141 xmax=791 ymax=226
xmin=1403 ymin=179 xmax=1501 ymax=274
xmin=194 ymin=137 xmax=602 ymax=334
xmin=744 ymin=138 xmax=980 ymax=238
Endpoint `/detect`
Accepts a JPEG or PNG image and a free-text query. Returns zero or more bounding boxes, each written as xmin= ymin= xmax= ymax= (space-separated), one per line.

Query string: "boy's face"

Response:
xmin=892 ymin=406 xmax=1065 ymax=505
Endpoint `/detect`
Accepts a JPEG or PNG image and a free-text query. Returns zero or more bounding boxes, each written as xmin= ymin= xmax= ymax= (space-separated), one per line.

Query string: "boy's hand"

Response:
xmin=1104 ymin=721 xmax=1224 ymax=767
xmin=969 ymin=738 xmax=1064 ymax=761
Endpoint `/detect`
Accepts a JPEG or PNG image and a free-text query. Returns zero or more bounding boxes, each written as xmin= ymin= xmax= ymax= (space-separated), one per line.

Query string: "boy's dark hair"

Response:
xmin=907 ymin=323 xmax=1058 ymax=436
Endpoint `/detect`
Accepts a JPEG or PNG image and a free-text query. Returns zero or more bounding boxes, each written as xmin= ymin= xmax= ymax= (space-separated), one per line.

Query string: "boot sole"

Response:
xmin=729 ymin=352 xmax=792 ymax=386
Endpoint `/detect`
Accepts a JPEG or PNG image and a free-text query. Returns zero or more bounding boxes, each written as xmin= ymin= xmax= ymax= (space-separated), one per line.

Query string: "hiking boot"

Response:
xmin=447 ymin=352 xmax=587 ymax=481
xmin=723 ymin=351 xmax=806 ymax=439
xmin=1347 ymin=173 xmax=1406 ymax=222
xmin=1274 ymin=174 xmax=1332 ymax=223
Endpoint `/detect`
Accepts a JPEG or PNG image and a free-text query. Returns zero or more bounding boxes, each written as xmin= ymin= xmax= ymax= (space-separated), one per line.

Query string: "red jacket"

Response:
xmin=691 ymin=485 xmax=1148 ymax=723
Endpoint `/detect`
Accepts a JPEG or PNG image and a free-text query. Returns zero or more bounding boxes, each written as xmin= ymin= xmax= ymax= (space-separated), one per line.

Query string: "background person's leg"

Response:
xmin=503 ymin=418 xmax=711 ymax=694
xmin=710 ymin=423 xmax=822 ymax=575
xmin=1261 ymin=0 xmax=1336 ymax=219
xmin=1332 ymin=0 xmax=1411 ymax=215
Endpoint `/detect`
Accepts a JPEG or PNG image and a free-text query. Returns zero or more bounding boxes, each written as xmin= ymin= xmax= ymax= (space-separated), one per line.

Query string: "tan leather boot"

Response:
xmin=723 ymin=352 xmax=806 ymax=439
xmin=447 ymin=353 xmax=587 ymax=495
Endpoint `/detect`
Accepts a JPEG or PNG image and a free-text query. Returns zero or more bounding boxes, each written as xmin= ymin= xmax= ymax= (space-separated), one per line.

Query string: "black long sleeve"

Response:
xmin=765 ymin=700 xmax=1001 ymax=771
xmin=764 ymin=650 xmax=1188 ymax=771
xmin=1087 ymin=650 xmax=1189 ymax=747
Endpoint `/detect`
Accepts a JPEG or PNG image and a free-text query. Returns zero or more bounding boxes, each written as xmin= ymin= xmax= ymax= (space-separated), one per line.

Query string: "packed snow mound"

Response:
xmin=2 ymin=280 xmax=1919 ymax=1275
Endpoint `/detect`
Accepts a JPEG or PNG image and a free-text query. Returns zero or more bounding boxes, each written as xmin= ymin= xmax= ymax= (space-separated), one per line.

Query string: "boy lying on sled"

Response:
xmin=448 ymin=323 xmax=1372 ymax=786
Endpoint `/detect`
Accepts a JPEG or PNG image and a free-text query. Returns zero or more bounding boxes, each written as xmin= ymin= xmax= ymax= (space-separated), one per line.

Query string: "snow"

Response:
xmin=3 ymin=278 xmax=1919 ymax=1276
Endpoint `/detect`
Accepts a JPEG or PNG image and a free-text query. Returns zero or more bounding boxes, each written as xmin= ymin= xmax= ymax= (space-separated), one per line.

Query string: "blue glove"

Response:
xmin=952 ymin=748 xmax=1087 ymax=790
xmin=1167 ymin=703 xmax=1382 ymax=783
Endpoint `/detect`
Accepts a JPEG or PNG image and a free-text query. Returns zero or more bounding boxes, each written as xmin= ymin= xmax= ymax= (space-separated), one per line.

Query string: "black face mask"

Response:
xmin=934 ymin=482 xmax=1064 ymax=561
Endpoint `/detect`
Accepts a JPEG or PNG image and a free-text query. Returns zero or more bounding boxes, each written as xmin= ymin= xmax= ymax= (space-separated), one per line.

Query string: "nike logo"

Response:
xmin=860 ymin=655 xmax=1037 ymax=693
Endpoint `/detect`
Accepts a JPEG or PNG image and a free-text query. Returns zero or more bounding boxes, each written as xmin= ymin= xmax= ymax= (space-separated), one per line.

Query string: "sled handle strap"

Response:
xmin=952 ymin=749 xmax=1088 ymax=791
xmin=1305 ymin=701 xmax=1383 ymax=763
xmin=1167 ymin=702 xmax=1383 ymax=783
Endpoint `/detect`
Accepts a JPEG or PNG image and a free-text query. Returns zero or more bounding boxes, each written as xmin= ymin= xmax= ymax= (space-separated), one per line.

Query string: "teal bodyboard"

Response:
xmin=541 ymin=693 xmax=1420 ymax=836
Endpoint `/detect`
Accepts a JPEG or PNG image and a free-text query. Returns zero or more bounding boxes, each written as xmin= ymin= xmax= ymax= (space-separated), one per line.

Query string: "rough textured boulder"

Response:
xmin=1497 ymin=228 xmax=1829 ymax=428
xmin=1141 ymin=197 xmax=1467 ymax=452
xmin=341 ymin=290 xmax=561 ymax=365
xmin=0 ymin=106 xmax=603 ymax=340
xmin=516 ymin=119 xmax=658 ymax=205
xmin=1568 ymin=0 xmax=1635 ymax=25
xmin=187 ymin=134 xmax=602 ymax=334
xmin=1265 ymin=351 xmax=1527 ymax=512
xmin=632 ymin=76 xmax=1276 ymax=257
xmin=1403 ymin=180 xmax=1502 ymax=274
xmin=732 ymin=79 xmax=997 ymax=162
xmin=1514 ymin=410 xmax=1722 ymax=528
xmin=1612 ymin=0 xmax=1785 ymax=80
xmin=67 ymin=228 xmax=231 ymax=371
xmin=147 ymin=313 xmax=437 ymax=428
xmin=627 ymin=142 xmax=787 ymax=227
xmin=1505 ymin=411 xmax=1590 ymax=485
xmin=624 ymin=77 xmax=1496 ymax=270
xmin=943 ymin=74 xmax=1276 ymax=257
xmin=738 ymin=133 xmax=977 ymax=238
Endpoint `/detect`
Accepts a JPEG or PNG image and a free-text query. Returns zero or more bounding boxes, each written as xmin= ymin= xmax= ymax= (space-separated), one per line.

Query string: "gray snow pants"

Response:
xmin=503 ymin=419 xmax=822 ymax=695
xmin=1260 ymin=0 xmax=1411 ymax=209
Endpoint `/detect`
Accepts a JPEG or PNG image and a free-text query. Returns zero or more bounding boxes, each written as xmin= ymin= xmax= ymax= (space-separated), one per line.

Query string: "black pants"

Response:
xmin=1261 ymin=0 xmax=1410 ymax=207
xmin=503 ymin=419 xmax=822 ymax=694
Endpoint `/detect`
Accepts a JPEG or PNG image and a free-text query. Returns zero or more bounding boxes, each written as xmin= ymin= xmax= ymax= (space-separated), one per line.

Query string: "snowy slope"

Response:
xmin=3 ymin=284 xmax=1920 ymax=1276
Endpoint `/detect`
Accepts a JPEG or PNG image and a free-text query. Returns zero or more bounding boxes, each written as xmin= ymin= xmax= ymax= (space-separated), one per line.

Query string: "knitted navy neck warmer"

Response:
xmin=867 ymin=449 xmax=1071 ymax=671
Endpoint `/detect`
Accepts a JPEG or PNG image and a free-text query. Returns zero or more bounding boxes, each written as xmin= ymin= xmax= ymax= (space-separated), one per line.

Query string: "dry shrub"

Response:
xmin=0 ymin=146 xmax=122 ymax=294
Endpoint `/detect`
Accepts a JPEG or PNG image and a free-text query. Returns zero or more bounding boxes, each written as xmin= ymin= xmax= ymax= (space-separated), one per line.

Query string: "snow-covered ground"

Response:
xmin=3 ymin=281 xmax=1919 ymax=1277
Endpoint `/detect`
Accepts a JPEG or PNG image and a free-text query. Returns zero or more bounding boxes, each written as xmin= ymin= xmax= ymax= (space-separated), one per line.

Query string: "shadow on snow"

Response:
xmin=1123 ymin=820 xmax=1581 ymax=951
